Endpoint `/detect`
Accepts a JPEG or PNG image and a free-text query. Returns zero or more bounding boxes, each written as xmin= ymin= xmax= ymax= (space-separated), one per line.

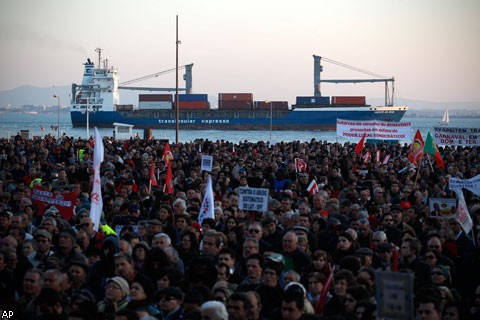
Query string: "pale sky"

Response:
xmin=0 ymin=0 xmax=479 ymax=106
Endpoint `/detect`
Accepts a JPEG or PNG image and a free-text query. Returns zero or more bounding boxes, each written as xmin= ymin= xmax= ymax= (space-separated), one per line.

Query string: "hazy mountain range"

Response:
xmin=1 ymin=85 xmax=479 ymax=116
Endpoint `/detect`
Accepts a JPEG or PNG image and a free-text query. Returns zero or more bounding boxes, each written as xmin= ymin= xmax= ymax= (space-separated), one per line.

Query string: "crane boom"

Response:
xmin=313 ymin=55 xmax=396 ymax=106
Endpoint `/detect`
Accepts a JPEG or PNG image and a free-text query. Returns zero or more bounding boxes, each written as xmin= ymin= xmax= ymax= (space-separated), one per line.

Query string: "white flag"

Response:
xmin=454 ymin=190 xmax=473 ymax=234
xmin=198 ymin=175 xmax=215 ymax=224
xmin=89 ymin=127 xmax=104 ymax=231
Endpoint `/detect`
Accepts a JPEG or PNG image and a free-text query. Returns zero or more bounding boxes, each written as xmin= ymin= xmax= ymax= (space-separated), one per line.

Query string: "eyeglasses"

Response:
xmin=248 ymin=229 xmax=260 ymax=233
xmin=159 ymin=295 xmax=177 ymax=301
xmin=106 ymin=284 xmax=121 ymax=290
xmin=79 ymin=223 xmax=91 ymax=228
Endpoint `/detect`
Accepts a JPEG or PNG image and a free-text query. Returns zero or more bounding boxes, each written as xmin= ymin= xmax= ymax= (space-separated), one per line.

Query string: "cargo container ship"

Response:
xmin=70 ymin=51 xmax=407 ymax=131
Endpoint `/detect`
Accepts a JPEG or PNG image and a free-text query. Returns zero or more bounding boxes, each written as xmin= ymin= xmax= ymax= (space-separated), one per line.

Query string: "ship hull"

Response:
xmin=71 ymin=106 xmax=407 ymax=131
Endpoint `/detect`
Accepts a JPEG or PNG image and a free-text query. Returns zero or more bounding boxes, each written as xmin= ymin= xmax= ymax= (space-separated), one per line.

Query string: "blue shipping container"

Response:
xmin=296 ymin=96 xmax=330 ymax=105
xmin=178 ymin=94 xmax=209 ymax=102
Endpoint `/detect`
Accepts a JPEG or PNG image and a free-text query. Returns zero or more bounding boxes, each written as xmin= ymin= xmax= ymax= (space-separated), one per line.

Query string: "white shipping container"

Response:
xmin=138 ymin=101 xmax=173 ymax=110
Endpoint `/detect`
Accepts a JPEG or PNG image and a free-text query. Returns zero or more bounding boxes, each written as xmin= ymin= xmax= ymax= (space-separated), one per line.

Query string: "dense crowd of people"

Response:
xmin=0 ymin=133 xmax=479 ymax=320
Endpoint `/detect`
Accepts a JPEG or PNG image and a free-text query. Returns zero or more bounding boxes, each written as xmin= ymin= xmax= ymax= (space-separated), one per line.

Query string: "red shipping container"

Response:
xmin=218 ymin=100 xmax=253 ymax=109
xmin=254 ymin=101 xmax=288 ymax=110
xmin=218 ymin=93 xmax=253 ymax=101
xmin=139 ymin=94 xmax=173 ymax=102
xmin=331 ymin=96 xmax=366 ymax=105
xmin=179 ymin=101 xmax=210 ymax=110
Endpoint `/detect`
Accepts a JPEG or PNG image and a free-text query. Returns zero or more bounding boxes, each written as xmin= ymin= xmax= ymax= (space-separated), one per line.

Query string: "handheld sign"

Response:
xmin=376 ymin=271 xmax=414 ymax=320
xmin=238 ymin=187 xmax=269 ymax=212
xmin=201 ymin=155 xmax=213 ymax=172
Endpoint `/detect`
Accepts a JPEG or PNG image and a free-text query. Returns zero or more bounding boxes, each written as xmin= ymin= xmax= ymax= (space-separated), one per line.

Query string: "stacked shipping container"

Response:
xmin=218 ymin=93 xmax=254 ymax=110
xmin=178 ymin=94 xmax=210 ymax=110
xmin=331 ymin=96 xmax=366 ymax=105
xmin=138 ymin=94 xmax=173 ymax=110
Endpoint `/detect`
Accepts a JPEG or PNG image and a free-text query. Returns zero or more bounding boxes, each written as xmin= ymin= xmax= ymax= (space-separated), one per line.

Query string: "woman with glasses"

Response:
xmin=97 ymin=276 xmax=130 ymax=319
xmin=256 ymin=259 xmax=284 ymax=318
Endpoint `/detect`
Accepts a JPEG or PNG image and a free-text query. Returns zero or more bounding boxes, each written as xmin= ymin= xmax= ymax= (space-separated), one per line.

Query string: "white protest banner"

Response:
xmin=336 ymin=119 xmax=411 ymax=141
xmin=449 ymin=174 xmax=480 ymax=196
xmin=201 ymin=155 xmax=213 ymax=172
xmin=433 ymin=127 xmax=480 ymax=146
xmin=238 ymin=187 xmax=269 ymax=212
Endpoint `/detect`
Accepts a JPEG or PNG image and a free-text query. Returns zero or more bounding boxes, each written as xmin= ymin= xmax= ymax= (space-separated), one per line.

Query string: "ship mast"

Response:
xmin=175 ymin=15 xmax=180 ymax=144
xmin=95 ymin=48 xmax=102 ymax=68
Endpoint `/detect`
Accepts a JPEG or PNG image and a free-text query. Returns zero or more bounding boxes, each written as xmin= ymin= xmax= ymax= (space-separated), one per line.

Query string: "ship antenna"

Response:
xmin=95 ymin=48 xmax=102 ymax=68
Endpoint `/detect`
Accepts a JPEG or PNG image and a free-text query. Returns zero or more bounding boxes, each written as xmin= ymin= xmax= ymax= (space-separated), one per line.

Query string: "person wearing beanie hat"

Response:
xmin=98 ymin=277 xmax=130 ymax=318
xmin=55 ymin=228 xmax=86 ymax=269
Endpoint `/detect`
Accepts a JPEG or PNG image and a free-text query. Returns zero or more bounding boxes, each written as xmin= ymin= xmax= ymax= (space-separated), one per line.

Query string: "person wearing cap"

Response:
xmin=97 ymin=276 xmax=130 ymax=318
xmin=69 ymin=259 xmax=90 ymax=291
xmin=390 ymin=204 xmax=416 ymax=238
xmin=29 ymin=229 xmax=54 ymax=268
xmin=372 ymin=242 xmax=395 ymax=271
xmin=54 ymin=228 xmax=86 ymax=269
xmin=155 ymin=286 xmax=185 ymax=320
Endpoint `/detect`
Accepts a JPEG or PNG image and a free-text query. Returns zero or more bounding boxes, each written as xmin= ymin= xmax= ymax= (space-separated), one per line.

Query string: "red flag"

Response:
xmin=363 ymin=151 xmax=371 ymax=164
xmin=294 ymin=158 xmax=307 ymax=173
xmin=164 ymin=163 xmax=174 ymax=194
xmin=163 ymin=143 xmax=173 ymax=166
xmin=355 ymin=133 xmax=366 ymax=156
xmin=408 ymin=130 xmax=424 ymax=165
xmin=434 ymin=148 xmax=445 ymax=169
xmin=315 ymin=265 xmax=334 ymax=314
xmin=307 ymin=179 xmax=319 ymax=195
xmin=392 ymin=245 xmax=399 ymax=272
xmin=149 ymin=161 xmax=158 ymax=188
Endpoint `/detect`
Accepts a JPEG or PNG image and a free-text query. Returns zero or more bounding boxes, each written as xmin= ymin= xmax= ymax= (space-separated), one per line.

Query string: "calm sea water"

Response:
xmin=0 ymin=112 xmax=478 ymax=143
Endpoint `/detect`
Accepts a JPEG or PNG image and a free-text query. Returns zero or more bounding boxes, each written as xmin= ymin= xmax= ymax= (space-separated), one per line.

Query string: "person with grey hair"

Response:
xmin=173 ymin=198 xmax=187 ymax=216
xmin=200 ymin=300 xmax=228 ymax=320
xmin=152 ymin=232 xmax=172 ymax=250
xmin=371 ymin=230 xmax=388 ymax=255
xmin=283 ymin=270 xmax=301 ymax=287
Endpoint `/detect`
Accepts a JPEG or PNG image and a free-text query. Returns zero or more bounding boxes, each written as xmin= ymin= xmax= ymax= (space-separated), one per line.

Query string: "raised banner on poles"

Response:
xmin=336 ymin=119 xmax=411 ymax=141
xmin=238 ymin=187 xmax=269 ymax=212
xmin=433 ymin=127 xmax=480 ymax=146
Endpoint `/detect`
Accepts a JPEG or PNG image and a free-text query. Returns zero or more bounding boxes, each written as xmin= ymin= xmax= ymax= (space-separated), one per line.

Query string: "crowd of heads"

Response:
xmin=0 ymin=134 xmax=480 ymax=319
